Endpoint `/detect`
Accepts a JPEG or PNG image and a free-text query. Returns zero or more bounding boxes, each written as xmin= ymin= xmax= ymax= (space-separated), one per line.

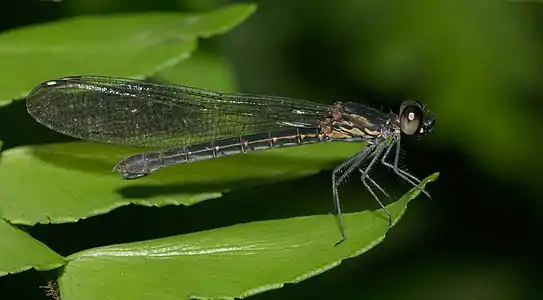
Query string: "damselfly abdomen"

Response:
xmin=26 ymin=76 xmax=435 ymax=245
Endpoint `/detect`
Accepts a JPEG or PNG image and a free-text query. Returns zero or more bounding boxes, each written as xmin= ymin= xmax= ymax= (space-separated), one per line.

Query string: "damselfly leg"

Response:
xmin=332 ymin=151 xmax=366 ymax=245
xmin=26 ymin=76 xmax=436 ymax=247
xmin=381 ymin=136 xmax=431 ymax=199
xmin=357 ymin=142 xmax=392 ymax=225
xmin=332 ymin=143 xmax=392 ymax=246
xmin=357 ymin=169 xmax=390 ymax=198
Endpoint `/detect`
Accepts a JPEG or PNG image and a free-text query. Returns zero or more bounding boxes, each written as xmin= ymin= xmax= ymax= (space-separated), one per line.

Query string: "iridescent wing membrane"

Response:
xmin=26 ymin=76 xmax=330 ymax=149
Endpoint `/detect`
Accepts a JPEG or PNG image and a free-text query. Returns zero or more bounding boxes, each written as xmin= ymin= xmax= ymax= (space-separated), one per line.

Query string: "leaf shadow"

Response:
xmin=28 ymin=169 xmax=396 ymax=257
xmin=116 ymin=177 xmax=284 ymax=199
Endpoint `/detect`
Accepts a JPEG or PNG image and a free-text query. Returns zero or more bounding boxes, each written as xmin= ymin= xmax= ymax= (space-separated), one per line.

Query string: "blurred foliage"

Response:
xmin=0 ymin=0 xmax=542 ymax=299
xmin=224 ymin=0 xmax=543 ymax=180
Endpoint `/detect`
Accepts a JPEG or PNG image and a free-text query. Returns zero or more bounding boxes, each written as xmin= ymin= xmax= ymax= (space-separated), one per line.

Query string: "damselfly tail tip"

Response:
xmin=111 ymin=153 xmax=160 ymax=180
xmin=111 ymin=160 xmax=145 ymax=180
xmin=113 ymin=165 xmax=149 ymax=180
xmin=112 ymin=161 xmax=123 ymax=173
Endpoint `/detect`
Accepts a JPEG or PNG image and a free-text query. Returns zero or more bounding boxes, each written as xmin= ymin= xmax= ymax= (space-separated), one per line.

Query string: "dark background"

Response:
xmin=1 ymin=0 xmax=542 ymax=299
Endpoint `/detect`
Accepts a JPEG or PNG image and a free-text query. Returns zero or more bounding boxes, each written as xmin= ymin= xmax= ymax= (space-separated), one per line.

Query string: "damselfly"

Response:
xmin=26 ymin=76 xmax=435 ymax=245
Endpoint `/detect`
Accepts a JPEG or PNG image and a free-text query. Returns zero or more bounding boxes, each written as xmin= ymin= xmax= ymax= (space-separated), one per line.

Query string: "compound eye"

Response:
xmin=399 ymin=100 xmax=424 ymax=135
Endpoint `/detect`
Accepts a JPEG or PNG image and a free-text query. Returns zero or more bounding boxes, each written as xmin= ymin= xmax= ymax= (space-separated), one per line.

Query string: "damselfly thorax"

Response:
xmin=26 ymin=76 xmax=435 ymax=245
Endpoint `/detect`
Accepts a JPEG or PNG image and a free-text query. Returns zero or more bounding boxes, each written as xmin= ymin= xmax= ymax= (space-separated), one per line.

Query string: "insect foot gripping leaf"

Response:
xmin=56 ymin=173 xmax=438 ymax=300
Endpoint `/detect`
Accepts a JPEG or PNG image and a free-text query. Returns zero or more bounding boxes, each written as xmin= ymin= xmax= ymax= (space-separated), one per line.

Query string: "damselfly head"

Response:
xmin=398 ymin=100 xmax=434 ymax=137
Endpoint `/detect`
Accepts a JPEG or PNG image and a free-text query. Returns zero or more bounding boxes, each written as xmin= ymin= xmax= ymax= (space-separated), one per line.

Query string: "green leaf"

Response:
xmin=0 ymin=218 xmax=65 ymax=276
xmin=0 ymin=3 xmax=256 ymax=106
xmin=0 ymin=142 xmax=363 ymax=225
xmin=58 ymin=173 xmax=438 ymax=300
